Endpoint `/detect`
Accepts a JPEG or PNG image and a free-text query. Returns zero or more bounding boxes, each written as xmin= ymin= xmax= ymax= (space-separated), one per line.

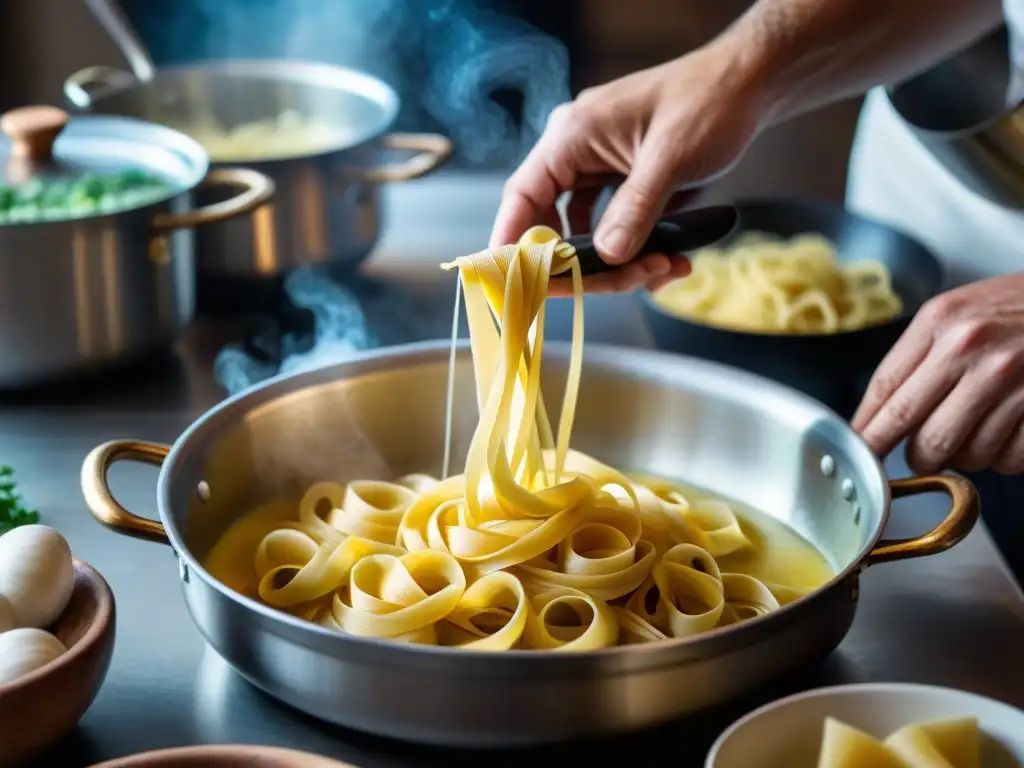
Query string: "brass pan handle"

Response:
xmin=81 ymin=440 xmax=171 ymax=546
xmin=153 ymin=168 xmax=275 ymax=235
xmin=347 ymin=132 xmax=454 ymax=183
xmin=863 ymin=474 xmax=979 ymax=567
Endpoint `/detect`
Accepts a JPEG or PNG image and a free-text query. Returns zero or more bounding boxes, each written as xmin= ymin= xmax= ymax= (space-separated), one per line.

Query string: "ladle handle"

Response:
xmin=82 ymin=0 xmax=155 ymax=82
xmin=0 ymin=105 xmax=70 ymax=163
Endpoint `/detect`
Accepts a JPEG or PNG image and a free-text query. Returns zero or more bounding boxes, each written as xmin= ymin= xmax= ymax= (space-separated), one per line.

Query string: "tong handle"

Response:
xmin=568 ymin=205 xmax=738 ymax=277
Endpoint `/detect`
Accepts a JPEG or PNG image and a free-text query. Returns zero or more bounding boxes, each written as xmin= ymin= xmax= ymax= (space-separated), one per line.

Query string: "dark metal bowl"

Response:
xmin=640 ymin=198 xmax=943 ymax=420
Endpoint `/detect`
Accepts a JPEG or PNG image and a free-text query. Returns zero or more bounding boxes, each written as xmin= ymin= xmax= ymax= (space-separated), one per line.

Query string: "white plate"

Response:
xmin=706 ymin=683 xmax=1024 ymax=768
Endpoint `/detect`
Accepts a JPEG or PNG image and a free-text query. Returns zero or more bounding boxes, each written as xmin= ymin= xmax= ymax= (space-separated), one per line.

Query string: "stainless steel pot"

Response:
xmin=0 ymin=106 xmax=273 ymax=388
xmin=63 ymin=60 xmax=453 ymax=280
xmin=80 ymin=342 xmax=978 ymax=746
xmin=887 ymin=25 xmax=1024 ymax=209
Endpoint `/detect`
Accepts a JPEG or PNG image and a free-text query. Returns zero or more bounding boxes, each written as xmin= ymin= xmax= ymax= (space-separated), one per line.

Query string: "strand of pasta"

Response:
xmin=231 ymin=226 xmax=792 ymax=650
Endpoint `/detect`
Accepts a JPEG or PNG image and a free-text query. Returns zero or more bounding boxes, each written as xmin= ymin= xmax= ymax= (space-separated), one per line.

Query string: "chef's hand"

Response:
xmin=852 ymin=273 xmax=1024 ymax=475
xmin=490 ymin=45 xmax=765 ymax=297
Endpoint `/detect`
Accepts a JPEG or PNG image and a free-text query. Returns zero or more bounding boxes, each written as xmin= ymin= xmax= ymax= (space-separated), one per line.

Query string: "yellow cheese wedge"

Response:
xmin=817 ymin=717 xmax=911 ymax=768
xmin=885 ymin=717 xmax=980 ymax=768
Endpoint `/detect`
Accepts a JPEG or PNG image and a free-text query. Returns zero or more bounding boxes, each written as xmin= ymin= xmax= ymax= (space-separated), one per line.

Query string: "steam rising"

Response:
xmin=214 ymin=268 xmax=378 ymax=396
xmin=184 ymin=0 xmax=571 ymax=165
xmin=422 ymin=4 xmax=571 ymax=163
xmin=195 ymin=0 xmax=571 ymax=394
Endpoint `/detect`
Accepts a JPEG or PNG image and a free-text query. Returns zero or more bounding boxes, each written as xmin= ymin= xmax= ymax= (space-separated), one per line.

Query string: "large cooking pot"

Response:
xmin=0 ymin=105 xmax=273 ymax=389
xmin=80 ymin=342 xmax=978 ymax=746
xmin=63 ymin=61 xmax=453 ymax=285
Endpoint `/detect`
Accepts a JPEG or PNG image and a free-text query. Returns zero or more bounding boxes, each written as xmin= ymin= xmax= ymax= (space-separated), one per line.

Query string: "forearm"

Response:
xmin=716 ymin=0 xmax=1003 ymax=125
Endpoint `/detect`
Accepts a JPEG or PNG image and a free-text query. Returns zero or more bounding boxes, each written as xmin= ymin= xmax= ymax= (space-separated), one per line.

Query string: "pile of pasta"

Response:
xmin=817 ymin=716 xmax=986 ymax=768
xmin=244 ymin=227 xmax=806 ymax=651
xmin=175 ymin=110 xmax=353 ymax=162
xmin=651 ymin=232 xmax=903 ymax=334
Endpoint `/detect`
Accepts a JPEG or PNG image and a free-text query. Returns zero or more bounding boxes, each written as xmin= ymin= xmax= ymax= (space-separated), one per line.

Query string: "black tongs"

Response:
xmin=563 ymin=205 xmax=738 ymax=277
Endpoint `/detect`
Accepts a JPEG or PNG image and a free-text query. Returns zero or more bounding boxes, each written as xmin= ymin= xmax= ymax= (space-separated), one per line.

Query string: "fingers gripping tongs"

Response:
xmin=564 ymin=205 xmax=738 ymax=276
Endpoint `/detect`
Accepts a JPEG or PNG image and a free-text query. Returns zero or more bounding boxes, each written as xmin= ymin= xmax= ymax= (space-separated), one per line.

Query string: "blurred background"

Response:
xmin=0 ymin=0 xmax=860 ymax=201
xmin=0 ymin=0 xmax=885 ymax=403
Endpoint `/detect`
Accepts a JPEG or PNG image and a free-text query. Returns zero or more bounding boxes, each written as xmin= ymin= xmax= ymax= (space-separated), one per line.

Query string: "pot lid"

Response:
xmin=0 ymin=105 xmax=209 ymax=224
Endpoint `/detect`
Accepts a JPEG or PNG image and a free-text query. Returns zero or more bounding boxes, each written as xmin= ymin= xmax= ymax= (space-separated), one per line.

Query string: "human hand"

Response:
xmin=490 ymin=42 xmax=768 ymax=297
xmin=852 ymin=273 xmax=1024 ymax=475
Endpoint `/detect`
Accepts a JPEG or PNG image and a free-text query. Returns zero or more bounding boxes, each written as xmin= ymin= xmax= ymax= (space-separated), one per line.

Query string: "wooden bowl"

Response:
xmin=89 ymin=745 xmax=358 ymax=768
xmin=0 ymin=558 xmax=116 ymax=767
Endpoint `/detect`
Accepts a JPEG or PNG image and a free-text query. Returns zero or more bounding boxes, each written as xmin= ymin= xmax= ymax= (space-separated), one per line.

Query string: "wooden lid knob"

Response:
xmin=1 ymin=105 xmax=70 ymax=162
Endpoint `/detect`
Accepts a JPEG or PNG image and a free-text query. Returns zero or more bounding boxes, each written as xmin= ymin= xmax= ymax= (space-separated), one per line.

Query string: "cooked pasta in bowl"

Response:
xmin=651 ymin=231 xmax=903 ymax=335
xmin=641 ymin=198 xmax=943 ymax=419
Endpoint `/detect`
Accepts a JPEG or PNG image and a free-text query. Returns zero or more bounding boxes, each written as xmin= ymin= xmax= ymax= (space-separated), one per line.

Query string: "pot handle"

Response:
xmin=81 ymin=440 xmax=172 ymax=546
xmin=63 ymin=65 xmax=138 ymax=109
xmin=863 ymin=474 xmax=980 ymax=567
xmin=152 ymin=168 xmax=275 ymax=235
xmin=347 ymin=132 xmax=454 ymax=183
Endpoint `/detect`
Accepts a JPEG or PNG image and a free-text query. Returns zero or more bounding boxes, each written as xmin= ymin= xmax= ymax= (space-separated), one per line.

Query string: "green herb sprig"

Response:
xmin=0 ymin=465 xmax=40 ymax=535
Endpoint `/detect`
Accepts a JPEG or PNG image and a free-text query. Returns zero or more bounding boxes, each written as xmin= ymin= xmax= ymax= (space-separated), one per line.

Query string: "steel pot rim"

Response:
xmin=65 ymin=58 xmax=402 ymax=161
xmin=0 ymin=112 xmax=209 ymax=229
xmin=0 ymin=166 xmax=275 ymax=236
xmin=80 ymin=340 xmax=979 ymax=675
xmin=0 ymin=110 xmax=274 ymax=232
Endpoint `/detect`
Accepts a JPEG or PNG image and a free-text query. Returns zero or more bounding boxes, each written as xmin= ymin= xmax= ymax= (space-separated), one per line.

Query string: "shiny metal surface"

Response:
xmin=0 ymin=113 xmax=274 ymax=388
xmin=65 ymin=60 xmax=453 ymax=280
xmin=0 ymin=201 xmax=191 ymax=387
xmin=81 ymin=340 xmax=977 ymax=745
xmin=887 ymin=26 xmax=1024 ymax=209
xmin=2 ymin=273 xmax=1022 ymax=765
